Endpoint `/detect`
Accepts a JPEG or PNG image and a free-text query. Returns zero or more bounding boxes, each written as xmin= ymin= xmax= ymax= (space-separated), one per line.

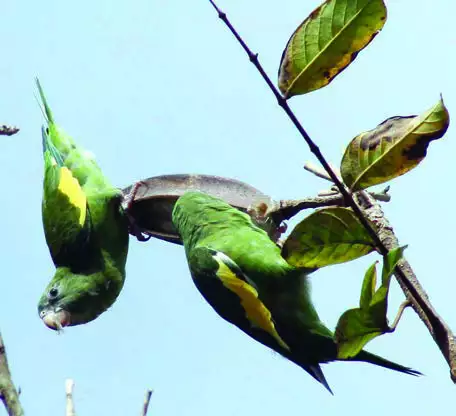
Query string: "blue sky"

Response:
xmin=1 ymin=0 xmax=454 ymax=414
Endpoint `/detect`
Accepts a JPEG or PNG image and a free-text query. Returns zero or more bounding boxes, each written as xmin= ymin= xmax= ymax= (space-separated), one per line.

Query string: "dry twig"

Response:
xmin=0 ymin=125 xmax=19 ymax=136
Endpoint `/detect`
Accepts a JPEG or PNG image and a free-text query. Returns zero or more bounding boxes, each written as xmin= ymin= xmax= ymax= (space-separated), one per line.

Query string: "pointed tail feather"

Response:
xmin=350 ymin=350 xmax=422 ymax=376
xmin=305 ymin=364 xmax=333 ymax=394
xmin=36 ymin=78 xmax=55 ymax=124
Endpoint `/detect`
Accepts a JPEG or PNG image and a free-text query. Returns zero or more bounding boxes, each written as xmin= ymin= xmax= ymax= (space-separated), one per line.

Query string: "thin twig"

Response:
xmin=65 ymin=379 xmax=76 ymax=416
xmin=0 ymin=125 xmax=19 ymax=136
xmin=0 ymin=332 xmax=24 ymax=416
xmin=304 ymin=162 xmax=391 ymax=201
xmin=304 ymin=162 xmax=335 ymax=182
xmin=141 ymin=389 xmax=153 ymax=416
xmin=271 ymin=194 xmax=346 ymax=222
xmin=208 ymin=0 xmax=456 ymax=381
xmin=268 ymin=177 xmax=390 ymax=223
xmin=390 ymin=301 xmax=411 ymax=332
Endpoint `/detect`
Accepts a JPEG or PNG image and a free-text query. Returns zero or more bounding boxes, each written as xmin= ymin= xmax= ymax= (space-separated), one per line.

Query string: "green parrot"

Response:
xmin=36 ymin=79 xmax=140 ymax=330
xmin=172 ymin=191 xmax=420 ymax=393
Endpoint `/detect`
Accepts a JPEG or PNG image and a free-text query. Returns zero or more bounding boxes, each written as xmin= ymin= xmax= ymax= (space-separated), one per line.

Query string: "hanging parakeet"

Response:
xmin=172 ymin=191 xmax=420 ymax=393
xmin=36 ymin=79 xmax=137 ymax=330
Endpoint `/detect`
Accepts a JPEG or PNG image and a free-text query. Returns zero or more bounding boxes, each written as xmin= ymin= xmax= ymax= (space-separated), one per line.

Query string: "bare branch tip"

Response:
xmin=141 ymin=389 xmax=154 ymax=416
xmin=65 ymin=378 xmax=76 ymax=416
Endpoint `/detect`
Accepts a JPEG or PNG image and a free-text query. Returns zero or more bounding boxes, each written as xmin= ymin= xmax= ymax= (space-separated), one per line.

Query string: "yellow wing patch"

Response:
xmin=213 ymin=254 xmax=290 ymax=351
xmin=58 ymin=166 xmax=87 ymax=226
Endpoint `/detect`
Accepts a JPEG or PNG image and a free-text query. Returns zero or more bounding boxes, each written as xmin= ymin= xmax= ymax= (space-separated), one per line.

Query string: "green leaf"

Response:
xmin=335 ymin=247 xmax=406 ymax=358
xmin=335 ymin=309 xmax=383 ymax=359
xmin=341 ymin=97 xmax=450 ymax=191
xmin=281 ymin=207 xmax=375 ymax=269
xmin=278 ymin=0 xmax=387 ymax=98
xmin=382 ymin=245 xmax=407 ymax=285
xmin=359 ymin=261 xmax=378 ymax=310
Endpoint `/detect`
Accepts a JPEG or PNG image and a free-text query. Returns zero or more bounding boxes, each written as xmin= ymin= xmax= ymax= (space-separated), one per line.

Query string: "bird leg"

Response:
xmin=247 ymin=200 xmax=288 ymax=242
xmin=122 ymin=181 xmax=153 ymax=242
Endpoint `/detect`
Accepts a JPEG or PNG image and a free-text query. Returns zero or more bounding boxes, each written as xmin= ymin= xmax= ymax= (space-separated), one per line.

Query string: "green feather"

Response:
xmin=172 ymin=191 xmax=420 ymax=393
xmin=36 ymin=79 xmax=129 ymax=329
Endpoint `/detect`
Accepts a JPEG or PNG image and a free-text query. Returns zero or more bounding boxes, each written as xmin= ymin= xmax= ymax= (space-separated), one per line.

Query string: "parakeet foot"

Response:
xmin=122 ymin=180 xmax=148 ymax=211
xmin=128 ymin=217 xmax=153 ymax=242
xmin=122 ymin=181 xmax=153 ymax=241
xmin=247 ymin=200 xmax=287 ymax=242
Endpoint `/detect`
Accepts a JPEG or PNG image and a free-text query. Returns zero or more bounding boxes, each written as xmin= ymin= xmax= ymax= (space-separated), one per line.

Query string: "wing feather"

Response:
xmin=191 ymin=247 xmax=289 ymax=351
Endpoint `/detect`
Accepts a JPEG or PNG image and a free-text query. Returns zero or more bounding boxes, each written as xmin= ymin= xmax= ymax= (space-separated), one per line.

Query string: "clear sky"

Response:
xmin=1 ymin=0 xmax=454 ymax=414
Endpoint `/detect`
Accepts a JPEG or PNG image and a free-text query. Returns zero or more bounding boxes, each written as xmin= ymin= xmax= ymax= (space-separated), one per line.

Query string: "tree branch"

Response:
xmin=207 ymin=0 xmax=456 ymax=381
xmin=269 ymin=188 xmax=390 ymax=223
xmin=355 ymin=191 xmax=456 ymax=380
xmin=0 ymin=125 xmax=19 ymax=136
xmin=141 ymin=389 xmax=153 ymax=416
xmin=0 ymin=332 xmax=24 ymax=416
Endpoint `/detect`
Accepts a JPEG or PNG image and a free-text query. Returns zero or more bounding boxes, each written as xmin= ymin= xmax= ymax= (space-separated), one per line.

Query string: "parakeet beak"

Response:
xmin=41 ymin=309 xmax=71 ymax=331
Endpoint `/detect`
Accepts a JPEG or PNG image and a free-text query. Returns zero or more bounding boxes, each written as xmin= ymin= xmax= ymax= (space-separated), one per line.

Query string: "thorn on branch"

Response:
xmin=249 ymin=53 xmax=259 ymax=63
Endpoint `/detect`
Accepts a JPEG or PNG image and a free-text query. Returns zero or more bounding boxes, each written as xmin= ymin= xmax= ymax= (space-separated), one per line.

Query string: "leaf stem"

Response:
xmin=389 ymin=301 xmax=411 ymax=332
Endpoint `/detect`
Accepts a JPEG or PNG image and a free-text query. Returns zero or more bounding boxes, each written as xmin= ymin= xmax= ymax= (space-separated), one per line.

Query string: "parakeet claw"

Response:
xmin=121 ymin=180 xmax=153 ymax=242
xmin=125 ymin=212 xmax=153 ymax=242
xmin=130 ymin=224 xmax=153 ymax=242
xmin=122 ymin=180 xmax=148 ymax=211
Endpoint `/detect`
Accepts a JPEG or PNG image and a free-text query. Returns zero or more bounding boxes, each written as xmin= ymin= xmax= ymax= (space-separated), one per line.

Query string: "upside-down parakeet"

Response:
xmin=172 ymin=191 xmax=420 ymax=393
xmin=36 ymin=79 xmax=130 ymax=330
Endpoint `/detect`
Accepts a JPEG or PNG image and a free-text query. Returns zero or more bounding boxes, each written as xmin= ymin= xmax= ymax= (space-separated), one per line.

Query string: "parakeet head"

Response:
xmin=38 ymin=266 xmax=123 ymax=330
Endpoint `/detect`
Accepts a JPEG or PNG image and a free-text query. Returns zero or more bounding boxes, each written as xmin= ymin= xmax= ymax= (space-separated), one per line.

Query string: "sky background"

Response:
xmin=1 ymin=0 xmax=455 ymax=414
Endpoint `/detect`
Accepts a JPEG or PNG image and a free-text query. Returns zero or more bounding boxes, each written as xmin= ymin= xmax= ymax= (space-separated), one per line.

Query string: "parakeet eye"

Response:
xmin=48 ymin=287 xmax=59 ymax=299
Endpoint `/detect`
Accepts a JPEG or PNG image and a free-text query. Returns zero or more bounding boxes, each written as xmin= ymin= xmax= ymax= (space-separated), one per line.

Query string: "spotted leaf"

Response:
xmin=278 ymin=0 xmax=387 ymax=98
xmin=341 ymin=97 xmax=450 ymax=191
